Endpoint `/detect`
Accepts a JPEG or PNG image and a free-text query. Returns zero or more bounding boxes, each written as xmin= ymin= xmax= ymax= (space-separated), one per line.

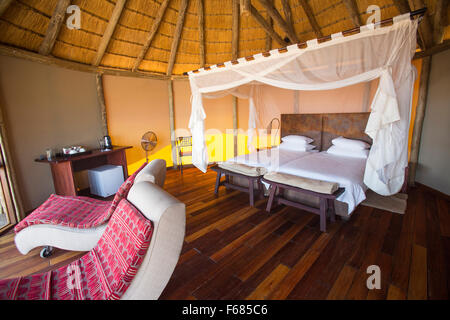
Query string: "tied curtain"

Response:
xmin=188 ymin=15 xmax=419 ymax=196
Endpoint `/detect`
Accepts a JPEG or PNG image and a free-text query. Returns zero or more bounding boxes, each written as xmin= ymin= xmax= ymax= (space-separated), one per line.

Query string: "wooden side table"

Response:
xmin=35 ymin=146 xmax=132 ymax=196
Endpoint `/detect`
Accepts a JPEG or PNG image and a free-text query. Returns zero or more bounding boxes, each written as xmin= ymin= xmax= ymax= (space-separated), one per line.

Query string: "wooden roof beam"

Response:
xmin=281 ymin=0 xmax=296 ymax=43
xmin=409 ymin=0 xmax=434 ymax=49
xmin=0 ymin=0 xmax=14 ymax=17
xmin=133 ymin=0 xmax=170 ymax=72
xmin=232 ymin=0 xmax=240 ymax=60
xmin=395 ymin=0 xmax=411 ymax=14
xmin=166 ymin=0 xmax=189 ymax=76
xmin=342 ymin=0 xmax=362 ymax=27
xmin=258 ymin=0 xmax=298 ymax=43
xmin=93 ymin=0 xmax=127 ymax=66
xmin=299 ymin=0 xmax=323 ymax=38
xmin=249 ymin=4 xmax=285 ymax=47
xmin=433 ymin=0 xmax=449 ymax=45
xmin=197 ymin=0 xmax=205 ymax=68
xmin=39 ymin=0 xmax=70 ymax=55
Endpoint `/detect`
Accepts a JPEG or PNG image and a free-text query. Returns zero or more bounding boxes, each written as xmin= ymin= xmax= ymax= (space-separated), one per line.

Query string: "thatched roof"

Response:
xmin=0 ymin=0 xmax=448 ymax=79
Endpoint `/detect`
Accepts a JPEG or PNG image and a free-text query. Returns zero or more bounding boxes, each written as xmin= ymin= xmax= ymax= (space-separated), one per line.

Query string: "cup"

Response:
xmin=46 ymin=148 xmax=54 ymax=161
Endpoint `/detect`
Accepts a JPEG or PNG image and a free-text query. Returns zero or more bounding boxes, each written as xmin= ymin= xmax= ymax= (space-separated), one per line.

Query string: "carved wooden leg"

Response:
xmin=319 ymin=198 xmax=327 ymax=232
xmin=266 ymin=184 xmax=277 ymax=212
xmin=214 ymin=171 xmax=221 ymax=195
xmin=328 ymin=199 xmax=336 ymax=223
xmin=249 ymin=178 xmax=255 ymax=207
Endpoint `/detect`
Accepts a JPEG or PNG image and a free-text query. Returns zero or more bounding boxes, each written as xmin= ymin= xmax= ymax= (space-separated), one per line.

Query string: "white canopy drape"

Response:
xmin=188 ymin=14 xmax=418 ymax=196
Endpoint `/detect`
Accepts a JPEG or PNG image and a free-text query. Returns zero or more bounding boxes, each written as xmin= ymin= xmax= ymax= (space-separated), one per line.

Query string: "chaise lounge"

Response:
xmin=0 ymin=177 xmax=186 ymax=300
xmin=14 ymin=159 xmax=167 ymax=257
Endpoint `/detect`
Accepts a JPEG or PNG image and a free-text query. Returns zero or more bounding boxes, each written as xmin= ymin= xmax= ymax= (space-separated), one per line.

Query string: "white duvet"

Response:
xmin=226 ymin=149 xmax=367 ymax=215
xmin=277 ymin=152 xmax=367 ymax=214
xmin=228 ymin=148 xmax=313 ymax=172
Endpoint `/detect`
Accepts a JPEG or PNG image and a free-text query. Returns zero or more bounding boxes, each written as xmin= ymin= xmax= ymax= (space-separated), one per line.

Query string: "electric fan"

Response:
xmin=141 ymin=131 xmax=158 ymax=162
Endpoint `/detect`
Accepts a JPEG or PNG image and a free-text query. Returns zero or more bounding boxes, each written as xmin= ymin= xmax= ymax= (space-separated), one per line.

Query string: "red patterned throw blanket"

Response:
xmin=1 ymin=199 xmax=153 ymax=300
xmin=14 ymin=162 xmax=147 ymax=233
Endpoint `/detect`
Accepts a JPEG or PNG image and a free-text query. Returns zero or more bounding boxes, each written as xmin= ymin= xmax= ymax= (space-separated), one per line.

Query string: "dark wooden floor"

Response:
xmin=0 ymin=167 xmax=449 ymax=300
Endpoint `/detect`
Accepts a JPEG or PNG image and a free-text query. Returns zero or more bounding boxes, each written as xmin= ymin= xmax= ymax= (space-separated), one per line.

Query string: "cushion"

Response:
xmin=264 ymin=172 xmax=339 ymax=195
xmin=281 ymin=135 xmax=314 ymax=144
xmin=135 ymin=159 xmax=166 ymax=187
xmin=278 ymin=141 xmax=315 ymax=152
xmin=218 ymin=162 xmax=267 ymax=176
xmin=331 ymin=136 xmax=370 ymax=150
xmin=14 ymin=195 xmax=112 ymax=233
xmin=107 ymin=162 xmax=148 ymax=218
xmin=327 ymin=145 xmax=369 ymax=159
xmin=1 ymin=199 xmax=153 ymax=300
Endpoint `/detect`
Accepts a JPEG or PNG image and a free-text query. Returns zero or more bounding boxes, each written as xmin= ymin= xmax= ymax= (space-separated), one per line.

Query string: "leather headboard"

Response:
xmin=281 ymin=113 xmax=372 ymax=151
xmin=280 ymin=114 xmax=322 ymax=150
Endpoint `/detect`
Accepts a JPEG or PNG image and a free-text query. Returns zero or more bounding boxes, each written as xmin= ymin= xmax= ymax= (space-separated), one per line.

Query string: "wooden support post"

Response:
xmin=233 ymin=97 xmax=238 ymax=157
xmin=0 ymin=0 xmax=13 ymax=17
xmin=197 ymin=0 xmax=205 ymax=68
xmin=93 ymin=0 xmax=127 ymax=66
xmin=232 ymin=0 xmax=239 ymax=157
xmin=409 ymin=56 xmax=432 ymax=186
xmin=168 ymin=80 xmax=178 ymax=169
xmin=95 ymin=73 xmax=109 ymax=136
xmin=39 ymin=0 xmax=70 ymax=56
xmin=133 ymin=0 xmax=170 ymax=72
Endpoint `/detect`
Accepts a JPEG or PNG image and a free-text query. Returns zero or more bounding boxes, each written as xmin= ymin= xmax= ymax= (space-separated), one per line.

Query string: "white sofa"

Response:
xmin=15 ymin=159 xmax=167 ymax=255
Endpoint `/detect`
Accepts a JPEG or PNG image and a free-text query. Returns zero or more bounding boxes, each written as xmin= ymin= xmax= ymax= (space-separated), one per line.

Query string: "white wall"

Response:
xmin=416 ymin=50 xmax=450 ymax=195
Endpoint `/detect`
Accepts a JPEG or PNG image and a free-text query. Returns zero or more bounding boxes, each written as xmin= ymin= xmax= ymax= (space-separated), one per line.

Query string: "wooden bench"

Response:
xmin=262 ymin=176 xmax=345 ymax=232
xmin=211 ymin=164 xmax=264 ymax=207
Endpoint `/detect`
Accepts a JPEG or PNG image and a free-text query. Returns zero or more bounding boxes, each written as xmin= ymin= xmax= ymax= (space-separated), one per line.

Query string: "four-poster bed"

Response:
xmin=187 ymin=10 xmax=423 ymax=210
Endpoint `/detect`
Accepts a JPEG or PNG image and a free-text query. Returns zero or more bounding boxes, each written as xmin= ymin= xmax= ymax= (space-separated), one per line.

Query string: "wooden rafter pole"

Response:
xmin=409 ymin=56 xmax=432 ymax=186
xmin=249 ymin=4 xmax=285 ymax=47
xmin=39 ymin=0 xmax=70 ymax=56
xmin=133 ymin=0 xmax=170 ymax=72
xmin=95 ymin=74 xmax=109 ymax=136
xmin=395 ymin=0 xmax=411 ymax=14
xmin=433 ymin=0 xmax=449 ymax=45
xmin=281 ymin=0 xmax=296 ymax=42
xmin=93 ymin=0 xmax=127 ymax=66
xmin=0 ymin=0 xmax=14 ymax=17
xmin=265 ymin=0 xmax=273 ymax=51
xmin=166 ymin=0 xmax=189 ymax=76
xmin=197 ymin=0 xmax=205 ymax=68
xmin=232 ymin=0 xmax=240 ymax=156
xmin=299 ymin=0 xmax=323 ymax=38
xmin=413 ymin=40 xmax=450 ymax=59
xmin=0 ymin=44 xmax=175 ymax=80
xmin=409 ymin=0 xmax=433 ymax=49
xmin=342 ymin=0 xmax=362 ymax=27
xmin=258 ymin=0 xmax=298 ymax=43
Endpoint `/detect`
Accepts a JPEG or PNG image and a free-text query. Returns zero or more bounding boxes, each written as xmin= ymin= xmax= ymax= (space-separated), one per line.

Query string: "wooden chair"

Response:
xmin=176 ymin=136 xmax=192 ymax=174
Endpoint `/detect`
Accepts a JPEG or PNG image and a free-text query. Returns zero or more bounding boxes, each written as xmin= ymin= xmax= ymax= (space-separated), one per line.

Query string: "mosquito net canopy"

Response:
xmin=188 ymin=14 xmax=419 ymax=196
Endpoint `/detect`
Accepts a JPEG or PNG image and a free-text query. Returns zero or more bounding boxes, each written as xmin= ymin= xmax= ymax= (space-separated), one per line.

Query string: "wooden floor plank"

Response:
xmin=246 ymin=264 xmax=291 ymax=300
xmin=407 ymin=244 xmax=427 ymax=300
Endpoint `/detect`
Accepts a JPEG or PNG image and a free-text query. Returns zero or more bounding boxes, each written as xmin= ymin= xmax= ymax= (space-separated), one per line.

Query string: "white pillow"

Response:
xmin=281 ymin=135 xmax=313 ymax=145
xmin=332 ymin=136 xmax=370 ymax=150
xmin=279 ymin=141 xmax=315 ymax=152
xmin=327 ymin=145 xmax=369 ymax=159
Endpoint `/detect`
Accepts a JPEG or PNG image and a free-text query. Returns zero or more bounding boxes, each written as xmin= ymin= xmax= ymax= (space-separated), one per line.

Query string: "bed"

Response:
xmin=222 ymin=113 xmax=372 ymax=217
